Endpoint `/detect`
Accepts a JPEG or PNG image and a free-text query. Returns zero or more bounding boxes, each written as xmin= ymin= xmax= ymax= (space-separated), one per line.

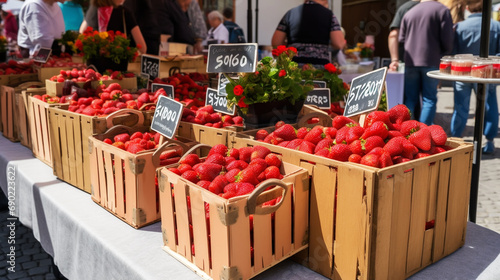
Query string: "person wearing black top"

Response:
xmin=159 ymin=0 xmax=195 ymax=45
xmin=80 ymin=0 xmax=147 ymax=54
xmin=123 ymin=0 xmax=161 ymax=55
xmin=271 ymin=0 xmax=345 ymax=66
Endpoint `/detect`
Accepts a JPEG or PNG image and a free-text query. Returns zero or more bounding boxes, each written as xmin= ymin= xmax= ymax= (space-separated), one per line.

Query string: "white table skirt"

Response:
xmin=1 ymin=134 xmax=499 ymax=280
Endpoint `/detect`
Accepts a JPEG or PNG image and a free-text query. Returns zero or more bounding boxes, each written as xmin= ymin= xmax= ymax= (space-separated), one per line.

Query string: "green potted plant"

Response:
xmin=301 ymin=63 xmax=349 ymax=103
xmin=225 ymin=45 xmax=314 ymax=128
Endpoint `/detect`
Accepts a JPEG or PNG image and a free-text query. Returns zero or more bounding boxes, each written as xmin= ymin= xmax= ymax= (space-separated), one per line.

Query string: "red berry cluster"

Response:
xmin=169 ymin=144 xmax=284 ymax=200
xmin=0 ymin=60 xmax=34 ymax=75
xmin=182 ymin=105 xmax=244 ymax=128
xmin=255 ymin=104 xmax=452 ymax=168
xmin=153 ymin=73 xmax=208 ymax=108
xmin=49 ymin=68 xmax=135 ymax=83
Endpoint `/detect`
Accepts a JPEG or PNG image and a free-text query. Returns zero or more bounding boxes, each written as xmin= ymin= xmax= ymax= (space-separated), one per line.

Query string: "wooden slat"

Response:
xmin=81 ymin=117 xmax=93 ymax=192
xmin=433 ymin=159 xmax=451 ymax=261
xmin=422 ymin=229 xmax=434 ymax=268
xmin=253 ymin=212 xmax=272 ymax=274
xmin=388 ymin=169 xmax=412 ymax=280
xmin=274 ymin=182 xmax=292 ymax=260
xmin=135 ymin=153 xmax=157 ymax=227
xmin=97 ymin=146 xmax=107 ymax=205
xmin=103 ymin=150 xmax=115 ymax=211
xmin=159 ymin=170 xmax=177 ymax=251
xmin=209 ymin=200 xmax=230 ymax=280
xmin=114 ymin=156 xmax=125 ymax=217
xmin=228 ymin=198 xmax=252 ymax=280
xmin=335 ymin=165 xmax=366 ymax=280
xmin=73 ymin=115 xmax=85 ymax=190
xmin=406 ymin=162 xmax=430 ymax=273
xmin=39 ymin=103 xmax=51 ymax=163
xmin=174 ymin=179 xmax=192 ymax=260
xmin=189 ymin=186 xmax=211 ymax=274
xmin=123 ymin=156 xmax=137 ymax=224
xmin=48 ymin=109 xmax=63 ymax=177
xmin=88 ymin=139 xmax=100 ymax=202
xmin=59 ymin=112 xmax=71 ymax=183
xmin=292 ymin=171 xmax=309 ymax=253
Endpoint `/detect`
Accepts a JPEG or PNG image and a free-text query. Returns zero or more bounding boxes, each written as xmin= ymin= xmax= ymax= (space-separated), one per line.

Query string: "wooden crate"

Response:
xmin=158 ymin=146 xmax=310 ymax=280
xmin=16 ymin=84 xmax=46 ymax=148
xmin=176 ymin=55 xmax=206 ymax=73
xmin=230 ymin=133 xmax=473 ymax=279
xmin=89 ymin=125 xmax=195 ymax=228
xmin=48 ymin=108 xmax=149 ymax=193
xmin=45 ymin=77 xmax=137 ymax=96
xmin=0 ymin=73 xmax=38 ymax=87
xmin=128 ymin=57 xmax=181 ymax=77
xmin=1 ymin=86 xmax=17 ymax=141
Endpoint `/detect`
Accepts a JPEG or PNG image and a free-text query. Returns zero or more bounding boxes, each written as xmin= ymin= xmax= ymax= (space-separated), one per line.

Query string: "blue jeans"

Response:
xmin=451 ymin=82 xmax=499 ymax=140
xmin=404 ymin=66 xmax=439 ymax=125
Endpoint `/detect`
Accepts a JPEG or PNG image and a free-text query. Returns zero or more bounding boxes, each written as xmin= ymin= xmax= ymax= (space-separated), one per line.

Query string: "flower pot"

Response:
xmin=238 ymin=99 xmax=305 ymax=129
xmin=86 ymin=57 xmax=128 ymax=73
xmin=0 ymin=51 xmax=6 ymax=63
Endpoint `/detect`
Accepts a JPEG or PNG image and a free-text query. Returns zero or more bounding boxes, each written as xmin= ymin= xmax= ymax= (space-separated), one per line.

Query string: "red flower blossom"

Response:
xmin=238 ymin=96 xmax=248 ymax=108
xmin=279 ymin=70 xmax=286 ymax=77
xmin=324 ymin=63 xmax=337 ymax=74
xmin=272 ymin=45 xmax=289 ymax=57
xmin=233 ymin=85 xmax=244 ymax=96
xmin=343 ymin=82 xmax=350 ymax=90
xmin=287 ymin=47 xmax=297 ymax=54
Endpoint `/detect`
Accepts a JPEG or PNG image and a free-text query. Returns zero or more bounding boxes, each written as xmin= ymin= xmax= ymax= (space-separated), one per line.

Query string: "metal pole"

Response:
xmin=469 ymin=0 xmax=492 ymax=223
xmin=255 ymin=0 xmax=259 ymax=43
xmin=247 ymin=0 xmax=253 ymax=43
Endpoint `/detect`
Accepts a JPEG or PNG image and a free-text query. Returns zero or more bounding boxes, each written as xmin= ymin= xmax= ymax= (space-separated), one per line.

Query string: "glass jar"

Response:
xmin=439 ymin=56 xmax=453 ymax=74
xmin=471 ymin=58 xmax=493 ymax=78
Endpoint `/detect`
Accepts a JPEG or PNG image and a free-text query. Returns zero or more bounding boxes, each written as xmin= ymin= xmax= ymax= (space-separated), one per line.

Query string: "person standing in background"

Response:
xmin=123 ymin=0 xmax=161 ymax=55
xmin=80 ymin=0 xmax=147 ymax=54
xmin=388 ymin=0 xmax=420 ymax=72
xmin=205 ymin=10 xmax=229 ymax=45
xmin=1 ymin=9 xmax=18 ymax=41
xmin=188 ymin=0 xmax=207 ymax=54
xmin=399 ymin=0 xmax=454 ymax=125
xmin=160 ymin=0 xmax=196 ymax=46
xmin=451 ymin=0 xmax=499 ymax=154
xmin=18 ymin=0 xmax=66 ymax=58
xmin=271 ymin=0 xmax=345 ymax=67
xmin=58 ymin=0 xmax=84 ymax=31
xmin=222 ymin=7 xmax=246 ymax=43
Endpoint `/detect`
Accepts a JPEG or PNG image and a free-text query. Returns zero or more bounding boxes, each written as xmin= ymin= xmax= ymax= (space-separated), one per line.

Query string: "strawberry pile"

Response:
xmin=152 ymin=73 xmax=208 ymax=107
xmin=169 ymin=144 xmax=285 ymax=200
xmin=182 ymin=105 xmax=244 ymax=128
xmin=0 ymin=60 xmax=34 ymax=75
xmin=32 ymin=94 xmax=63 ymax=104
xmin=41 ymin=54 xmax=85 ymax=68
xmin=101 ymin=130 xmax=182 ymax=165
xmin=49 ymin=68 xmax=135 ymax=83
xmin=254 ymin=104 xmax=452 ymax=168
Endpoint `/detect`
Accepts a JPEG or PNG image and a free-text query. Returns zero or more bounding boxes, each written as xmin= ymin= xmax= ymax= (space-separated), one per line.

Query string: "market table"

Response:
xmin=1 ymin=134 xmax=500 ymax=280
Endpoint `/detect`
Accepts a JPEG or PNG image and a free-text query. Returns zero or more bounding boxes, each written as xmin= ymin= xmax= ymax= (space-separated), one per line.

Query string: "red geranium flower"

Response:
xmin=237 ymin=96 xmax=248 ymax=108
xmin=324 ymin=63 xmax=337 ymax=74
xmin=233 ymin=85 xmax=244 ymax=96
xmin=279 ymin=70 xmax=286 ymax=77
xmin=287 ymin=47 xmax=297 ymax=54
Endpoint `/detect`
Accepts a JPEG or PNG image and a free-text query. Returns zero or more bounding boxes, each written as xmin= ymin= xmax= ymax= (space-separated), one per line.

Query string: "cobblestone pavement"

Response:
xmin=0 ymin=86 xmax=499 ymax=280
xmin=435 ymin=86 xmax=500 ymax=234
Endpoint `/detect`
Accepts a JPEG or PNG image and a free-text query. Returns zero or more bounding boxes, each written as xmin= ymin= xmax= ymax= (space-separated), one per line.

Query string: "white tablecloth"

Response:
xmin=1 ymin=134 xmax=499 ymax=280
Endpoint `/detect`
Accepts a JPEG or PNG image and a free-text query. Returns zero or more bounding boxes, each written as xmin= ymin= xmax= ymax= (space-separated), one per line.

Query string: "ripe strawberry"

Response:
xmin=251 ymin=146 xmax=271 ymax=160
xmin=197 ymin=163 xmax=223 ymax=181
xmin=112 ymin=141 xmax=125 ymax=150
xmin=314 ymin=138 xmax=334 ymax=154
xmin=409 ymin=127 xmax=432 ymax=151
xmin=383 ymin=136 xmax=405 ymax=157
xmin=361 ymin=121 xmax=389 ymax=140
xmin=402 ymin=140 xmax=419 ymax=159
xmin=249 ymin=158 xmax=268 ymax=174
xmin=332 ymin=115 xmax=356 ymax=129
xmin=264 ymin=166 xmax=283 ymax=180
xmin=363 ymin=136 xmax=385 ymax=153
xmin=103 ymin=138 xmax=113 ymax=145
xmin=265 ymin=153 xmax=282 ymax=168
xmin=296 ymin=127 xmax=309 ymax=139
xmin=348 ymin=154 xmax=362 ymax=163
xmin=388 ymin=104 xmax=411 ymax=125
xmin=227 ymin=148 xmax=239 ymax=159
xmin=197 ymin=180 xmax=211 ymax=190
xmin=415 ymin=152 xmax=432 ymax=159
xmin=324 ymin=127 xmax=337 ymax=139
xmin=226 ymin=160 xmax=249 ymax=171
xmin=431 ymin=146 xmax=447 ymax=154
xmin=360 ymin=154 xmax=380 ymax=168
xmin=287 ymin=139 xmax=304 ymax=150
xmin=177 ymin=164 xmax=192 ymax=174
xmin=387 ymin=130 xmax=404 ymax=139
xmin=225 ymin=156 xmax=236 ymax=166
xmin=255 ymin=129 xmax=269 ymax=140
xmin=345 ymin=126 xmax=365 ymax=144
xmin=427 ymin=125 xmax=447 ymax=146
xmin=304 ymin=127 xmax=325 ymax=145
xmin=239 ymin=147 xmax=255 ymax=163
xmin=105 ymin=83 xmax=121 ymax=92
xmin=208 ymin=144 xmax=228 ymax=157
xmin=278 ymin=141 xmax=289 ymax=147
xmin=274 ymin=124 xmax=297 ymax=141
xmin=298 ymin=141 xmax=316 ymax=154
xmin=181 ymin=170 xmax=199 ymax=183
xmin=235 ymin=182 xmax=255 ymax=196
xmin=205 ymin=154 xmax=226 ymax=166
xmin=349 ymin=139 xmax=364 ymax=155
xmin=235 ymin=168 xmax=259 ymax=185
xmin=233 ymin=116 xmax=243 ymax=125
xmin=368 ymin=147 xmax=384 ymax=156
xmin=328 ymin=144 xmax=352 ymax=161
xmin=275 ymin=121 xmax=286 ymax=129
xmin=222 ymin=183 xmax=237 ymax=199
xmin=400 ymin=120 xmax=426 ymax=137
xmin=168 ymin=168 xmax=182 ymax=176
xmin=393 ymin=156 xmax=411 ymax=164
xmin=335 ymin=126 xmax=349 ymax=144
xmin=364 ymin=111 xmax=393 ymax=130
xmin=209 ymin=175 xmax=229 ymax=194
xmin=127 ymin=144 xmax=145 ymax=154
xmin=225 ymin=169 xmax=240 ymax=183
xmin=315 ymin=148 xmax=330 ymax=158
xmin=180 ymin=154 xmax=201 ymax=166
xmin=379 ymin=152 xmax=393 ymax=168
xmin=114 ymin=133 xmax=130 ymax=143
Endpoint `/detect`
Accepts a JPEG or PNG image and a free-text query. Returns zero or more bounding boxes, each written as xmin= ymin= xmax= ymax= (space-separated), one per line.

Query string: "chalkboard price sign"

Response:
xmin=150 ymin=95 xmax=184 ymax=139
xmin=304 ymin=88 xmax=331 ymax=109
xmin=207 ymin=43 xmax=258 ymax=73
xmin=206 ymin=88 xmax=235 ymax=115
xmin=141 ymin=55 xmax=160 ymax=80
xmin=151 ymin=83 xmax=174 ymax=98
xmin=33 ymin=48 xmax=52 ymax=63
xmin=344 ymin=67 xmax=388 ymax=117
xmin=218 ymin=73 xmax=231 ymax=96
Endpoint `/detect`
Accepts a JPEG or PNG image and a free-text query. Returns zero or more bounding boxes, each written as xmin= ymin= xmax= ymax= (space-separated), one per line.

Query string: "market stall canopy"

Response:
xmin=1 ymin=0 xmax=23 ymax=15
